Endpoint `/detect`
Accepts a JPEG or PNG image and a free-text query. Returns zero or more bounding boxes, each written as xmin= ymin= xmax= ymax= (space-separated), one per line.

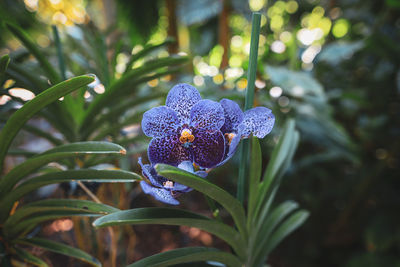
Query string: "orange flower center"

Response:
xmin=179 ymin=129 xmax=195 ymax=144
xmin=224 ymin=133 xmax=236 ymax=145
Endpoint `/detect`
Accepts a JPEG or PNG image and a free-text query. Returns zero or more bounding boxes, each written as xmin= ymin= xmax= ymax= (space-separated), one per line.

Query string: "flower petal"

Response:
xmin=142 ymin=106 xmax=180 ymax=138
xmin=220 ymin=99 xmax=244 ymax=133
xmin=138 ymin=157 xmax=166 ymax=188
xmin=148 ymin=135 xmax=192 ymax=166
xmin=190 ymin=100 xmax=225 ymax=130
xmin=238 ymin=107 xmax=275 ymax=138
xmin=216 ymin=133 xmax=241 ymax=167
xmin=166 ymin=83 xmax=202 ymax=124
xmin=192 ymin=129 xmax=225 ymax=168
xmin=140 ymin=181 xmax=179 ymax=205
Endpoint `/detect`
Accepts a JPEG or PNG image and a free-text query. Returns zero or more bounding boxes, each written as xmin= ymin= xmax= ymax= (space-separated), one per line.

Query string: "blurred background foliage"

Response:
xmin=0 ymin=0 xmax=399 ymax=266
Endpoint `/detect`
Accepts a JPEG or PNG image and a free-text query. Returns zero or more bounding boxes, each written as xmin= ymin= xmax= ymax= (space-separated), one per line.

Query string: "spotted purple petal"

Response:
xmin=140 ymin=181 xmax=179 ymax=205
xmin=238 ymin=107 xmax=275 ymax=138
xmin=148 ymin=135 xmax=192 ymax=166
xmin=220 ymin=99 xmax=244 ymax=134
xmin=166 ymin=83 xmax=202 ymax=124
xmin=192 ymin=129 xmax=225 ymax=168
xmin=138 ymin=157 xmax=166 ymax=187
xmin=190 ymin=100 xmax=225 ymax=130
xmin=142 ymin=106 xmax=180 ymax=138
xmin=216 ymin=133 xmax=241 ymax=167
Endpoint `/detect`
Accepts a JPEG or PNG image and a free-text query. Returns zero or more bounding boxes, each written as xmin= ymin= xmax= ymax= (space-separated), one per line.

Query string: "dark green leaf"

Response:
xmin=93 ymin=207 xmax=245 ymax=258
xmin=15 ymin=238 xmax=101 ymax=267
xmin=126 ymin=247 xmax=242 ymax=267
xmin=247 ymin=137 xmax=262 ymax=224
xmin=6 ymin=23 xmax=61 ymax=84
xmin=13 ymin=247 xmax=49 ymax=267
xmin=0 ymin=75 xmax=95 ymax=173
xmin=155 ymin=164 xmax=248 ymax=240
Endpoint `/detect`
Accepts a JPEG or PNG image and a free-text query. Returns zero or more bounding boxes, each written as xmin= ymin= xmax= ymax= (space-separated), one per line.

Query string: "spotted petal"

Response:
xmin=140 ymin=181 xmax=179 ymax=205
xmin=192 ymin=129 xmax=225 ymax=168
xmin=216 ymin=133 xmax=241 ymax=167
xmin=142 ymin=106 xmax=180 ymax=138
xmin=148 ymin=135 xmax=192 ymax=166
xmin=220 ymin=99 xmax=244 ymax=134
xmin=166 ymin=83 xmax=202 ymax=124
xmin=238 ymin=107 xmax=275 ymax=138
xmin=138 ymin=157 xmax=165 ymax=187
xmin=190 ymin=100 xmax=225 ymax=130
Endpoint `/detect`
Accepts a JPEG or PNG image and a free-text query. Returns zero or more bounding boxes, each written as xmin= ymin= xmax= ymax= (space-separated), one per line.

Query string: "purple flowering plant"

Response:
xmin=139 ymin=83 xmax=275 ymax=204
xmin=94 ymin=13 xmax=309 ymax=267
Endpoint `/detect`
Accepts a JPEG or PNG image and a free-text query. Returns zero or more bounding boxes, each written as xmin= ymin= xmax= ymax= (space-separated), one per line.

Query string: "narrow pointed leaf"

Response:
xmin=93 ymin=208 xmax=245 ymax=258
xmin=14 ymin=247 xmax=49 ymax=267
xmin=0 ymin=75 xmax=94 ymax=173
xmin=155 ymin=164 xmax=248 ymax=240
xmin=6 ymin=23 xmax=61 ymax=84
xmin=0 ymin=141 xmax=126 ymax=197
xmin=127 ymin=247 xmax=242 ymax=267
xmin=4 ymin=199 xmax=119 ymax=228
xmin=0 ymin=169 xmax=140 ymax=223
xmin=16 ymin=238 xmax=101 ymax=267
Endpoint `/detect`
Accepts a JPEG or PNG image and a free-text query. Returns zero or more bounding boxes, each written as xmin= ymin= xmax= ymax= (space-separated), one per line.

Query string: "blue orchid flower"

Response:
xmin=217 ymin=98 xmax=275 ymax=166
xmin=138 ymin=158 xmax=207 ymax=205
xmin=141 ymin=83 xmax=226 ymax=169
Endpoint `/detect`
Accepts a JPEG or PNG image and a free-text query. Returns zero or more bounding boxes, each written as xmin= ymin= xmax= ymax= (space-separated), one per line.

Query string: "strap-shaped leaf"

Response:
xmin=16 ymin=238 xmax=101 ymax=267
xmin=0 ymin=169 xmax=140 ymax=223
xmin=93 ymin=208 xmax=245 ymax=259
xmin=155 ymin=164 xmax=248 ymax=240
xmin=127 ymin=247 xmax=242 ymax=267
xmin=253 ymin=130 xmax=300 ymax=232
xmin=14 ymin=247 xmax=48 ymax=267
xmin=5 ymin=23 xmax=60 ymax=84
xmin=124 ymin=37 xmax=175 ymax=74
xmin=247 ymin=137 xmax=262 ymax=224
xmin=0 ymin=141 xmax=126 ymax=197
xmin=80 ymin=55 xmax=187 ymax=127
xmin=249 ymin=201 xmax=299 ymax=266
xmin=263 ymin=210 xmax=309 ymax=255
xmin=0 ymin=75 xmax=94 ymax=173
xmin=253 ymin=119 xmax=296 ymax=221
xmin=0 ymin=54 xmax=10 ymax=84
xmin=4 ymin=199 xmax=119 ymax=228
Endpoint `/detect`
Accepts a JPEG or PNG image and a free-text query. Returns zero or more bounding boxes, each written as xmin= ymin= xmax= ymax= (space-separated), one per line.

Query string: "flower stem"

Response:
xmin=237 ymin=12 xmax=261 ymax=204
xmin=52 ymin=25 xmax=66 ymax=80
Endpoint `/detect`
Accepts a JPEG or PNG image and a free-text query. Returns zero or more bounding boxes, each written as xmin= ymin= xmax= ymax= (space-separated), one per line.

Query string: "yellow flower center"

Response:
xmin=179 ymin=129 xmax=195 ymax=144
xmin=224 ymin=133 xmax=236 ymax=145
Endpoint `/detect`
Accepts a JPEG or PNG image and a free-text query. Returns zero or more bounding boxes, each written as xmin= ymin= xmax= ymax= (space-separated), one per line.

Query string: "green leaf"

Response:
xmin=15 ymin=238 xmax=101 ymax=267
xmin=0 ymin=141 xmax=126 ymax=197
xmin=155 ymin=164 xmax=248 ymax=240
xmin=263 ymin=210 xmax=309 ymax=255
xmin=93 ymin=207 xmax=245 ymax=259
xmin=249 ymin=201 xmax=299 ymax=266
xmin=247 ymin=137 xmax=262 ymax=224
xmin=6 ymin=23 xmax=61 ymax=84
xmin=0 ymin=54 xmax=10 ymax=74
xmin=126 ymin=247 xmax=242 ymax=267
xmin=13 ymin=247 xmax=49 ymax=267
xmin=22 ymin=124 xmax=64 ymax=146
xmin=124 ymin=37 xmax=175 ymax=74
xmin=0 ymin=75 xmax=95 ymax=173
xmin=80 ymin=55 xmax=187 ymax=128
xmin=253 ymin=119 xmax=296 ymax=220
xmin=0 ymin=169 xmax=139 ymax=223
xmin=4 ymin=199 xmax=119 ymax=229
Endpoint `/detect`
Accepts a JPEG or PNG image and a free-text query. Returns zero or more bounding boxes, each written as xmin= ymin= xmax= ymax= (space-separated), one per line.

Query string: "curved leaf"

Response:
xmin=247 ymin=137 xmax=262 ymax=223
xmin=4 ymin=199 xmax=119 ymax=229
xmin=14 ymin=247 xmax=48 ymax=267
xmin=93 ymin=208 xmax=245 ymax=258
xmin=263 ymin=210 xmax=309 ymax=255
xmin=155 ymin=164 xmax=248 ymax=240
xmin=127 ymin=247 xmax=242 ymax=267
xmin=6 ymin=23 xmax=60 ymax=84
xmin=0 ymin=169 xmax=140 ymax=223
xmin=249 ymin=201 xmax=299 ymax=266
xmin=0 ymin=75 xmax=95 ymax=172
xmin=15 ymin=238 xmax=101 ymax=267
xmin=0 ymin=141 xmax=126 ymax=197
